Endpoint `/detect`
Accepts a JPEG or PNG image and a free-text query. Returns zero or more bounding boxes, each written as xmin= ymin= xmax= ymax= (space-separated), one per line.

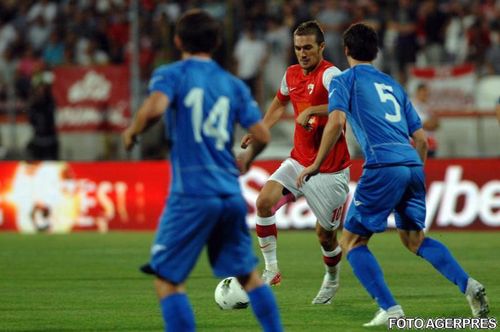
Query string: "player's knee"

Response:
xmin=154 ymin=278 xmax=182 ymax=298
xmin=340 ymin=234 xmax=368 ymax=253
xmin=399 ymin=231 xmax=425 ymax=254
xmin=317 ymin=231 xmax=335 ymax=250
xmin=339 ymin=237 xmax=351 ymax=253
xmin=237 ymin=274 xmax=250 ymax=289
xmin=237 ymin=270 xmax=260 ymax=291
xmin=256 ymin=195 xmax=275 ymax=215
xmin=401 ymin=237 xmax=423 ymax=254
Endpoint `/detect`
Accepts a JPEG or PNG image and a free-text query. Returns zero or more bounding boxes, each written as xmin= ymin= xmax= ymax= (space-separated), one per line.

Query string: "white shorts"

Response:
xmin=269 ymin=158 xmax=350 ymax=231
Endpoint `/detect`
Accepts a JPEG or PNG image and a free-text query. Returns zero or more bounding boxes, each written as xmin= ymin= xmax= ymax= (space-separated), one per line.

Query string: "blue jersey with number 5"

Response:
xmin=328 ymin=64 xmax=422 ymax=168
xmin=148 ymin=58 xmax=262 ymax=195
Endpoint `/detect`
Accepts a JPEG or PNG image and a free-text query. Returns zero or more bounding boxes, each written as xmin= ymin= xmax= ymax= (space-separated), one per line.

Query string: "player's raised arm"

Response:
xmin=296 ymin=110 xmax=346 ymax=187
xmin=122 ymin=92 xmax=168 ymax=151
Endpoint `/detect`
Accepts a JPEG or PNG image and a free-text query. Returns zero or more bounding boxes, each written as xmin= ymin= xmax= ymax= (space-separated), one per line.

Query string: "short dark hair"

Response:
xmin=343 ymin=23 xmax=378 ymax=61
xmin=175 ymin=9 xmax=221 ymax=54
xmin=416 ymin=82 xmax=428 ymax=91
xmin=294 ymin=20 xmax=325 ymax=44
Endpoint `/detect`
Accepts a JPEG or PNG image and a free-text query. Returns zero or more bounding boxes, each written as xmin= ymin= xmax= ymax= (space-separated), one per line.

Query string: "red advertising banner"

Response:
xmin=0 ymin=161 xmax=168 ymax=233
xmin=0 ymin=160 xmax=498 ymax=233
xmin=52 ymin=66 xmax=131 ymax=132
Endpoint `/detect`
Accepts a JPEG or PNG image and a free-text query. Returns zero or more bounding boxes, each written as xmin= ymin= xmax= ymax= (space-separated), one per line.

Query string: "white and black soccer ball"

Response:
xmin=214 ymin=277 xmax=249 ymax=310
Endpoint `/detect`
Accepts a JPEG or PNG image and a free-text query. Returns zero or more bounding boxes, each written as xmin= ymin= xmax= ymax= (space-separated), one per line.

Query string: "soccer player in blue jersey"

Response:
xmin=122 ymin=9 xmax=282 ymax=332
xmin=297 ymin=23 xmax=489 ymax=326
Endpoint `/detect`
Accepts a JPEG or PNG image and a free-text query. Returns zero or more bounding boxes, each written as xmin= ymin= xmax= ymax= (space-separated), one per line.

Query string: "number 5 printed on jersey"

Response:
xmin=374 ymin=83 xmax=401 ymax=123
xmin=184 ymin=88 xmax=230 ymax=150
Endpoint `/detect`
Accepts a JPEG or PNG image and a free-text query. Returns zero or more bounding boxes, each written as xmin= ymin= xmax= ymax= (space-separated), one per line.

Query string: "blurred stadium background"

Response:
xmin=0 ymin=0 xmax=498 ymax=161
xmin=0 ymin=1 xmax=499 ymax=331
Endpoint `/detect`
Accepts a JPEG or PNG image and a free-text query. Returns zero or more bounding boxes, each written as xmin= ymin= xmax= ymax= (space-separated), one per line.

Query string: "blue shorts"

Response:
xmin=344 ymin=166 xmax=426 ymax=237
xmin=150 ymin=193 xmax=258 ymax=284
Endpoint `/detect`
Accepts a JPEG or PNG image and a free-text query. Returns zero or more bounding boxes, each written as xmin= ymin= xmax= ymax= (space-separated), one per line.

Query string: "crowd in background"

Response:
xmin=1 ymin=0 xmax=499 ymax=97
xmin=0 ymin=0 xmax=499 ymax=160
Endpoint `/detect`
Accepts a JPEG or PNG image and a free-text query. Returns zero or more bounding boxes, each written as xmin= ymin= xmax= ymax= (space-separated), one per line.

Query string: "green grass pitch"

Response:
xmin=0 ymin=231 xmax=498 ymax=331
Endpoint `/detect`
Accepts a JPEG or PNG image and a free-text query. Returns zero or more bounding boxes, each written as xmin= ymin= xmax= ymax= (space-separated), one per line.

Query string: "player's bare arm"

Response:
xmin=237 ymin=122 xmax=270 ymax=174
xmin=240 ymin=96 xmax=286 ymax=149
xmin=122 ymin=92 xmax=169 ymax=151
xmin=296 ymin=110 xmax=346 ymax=187
xmin=411 ymin=128 xmax=428 ymax=164
xmin=296 ymin=104 xmax=329 ymax=128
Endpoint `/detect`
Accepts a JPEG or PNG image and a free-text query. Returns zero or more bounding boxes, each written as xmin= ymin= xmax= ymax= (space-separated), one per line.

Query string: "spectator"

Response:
xmin=389 ymin=0 xmax=419 ymax=84
xmin=263 ymin=15 xmax=291 ymax=98
xmin=444 ymin=1 xmax=475 ymax=64
xmin=76 ymin=37 xmax=109 ymax=66
xmin=315 ymin=0 xmax=350 ymax=68
xmin=0 ymin=48 xmax=17 ymax=91
xmin=153 ymin=0 xmax=181 ymax=23
xmin=42 ymin=30 xmax=65 ymax=67
xmin=412 ymin=83 xmax=439 ymax=158
xmin=27 ymin=15 xmax=53 ymax=52
xmin=17 ymin=45 xmax=43 ymax=79
xmin=466 ymin=17 xmax=491 ymax=67
xmin=233 ymin=22 xmax=267 ymax=105
xmin=26 ymin=71 xmax=58 ymax=160
xmin=27 ymin=0 xmax=58 ymax=24
xmin=419 ymin=0 xmax=449 ymax=65
xmin=11 ymin=2 xmax=31 ymax=33
xmin=16 ymin=45 xmax=44 ymax=99
xmin=0 ymin=16 xmax=18 ymax=57
xmin=485 ymin=27 xmax=500 ymax=74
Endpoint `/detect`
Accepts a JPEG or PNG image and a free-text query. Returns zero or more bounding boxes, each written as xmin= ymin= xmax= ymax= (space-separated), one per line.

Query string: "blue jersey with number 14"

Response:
xmin=328 ymin=64 xmax=422 ymax=168
xmin=148 ymin=58 xmax=262 ymax=196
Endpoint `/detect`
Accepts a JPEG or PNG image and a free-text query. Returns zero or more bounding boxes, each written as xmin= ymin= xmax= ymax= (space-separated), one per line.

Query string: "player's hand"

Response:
xmin=296 ymin=109 xmax=310 ymax=126
xmin=122 ymin=128 xmax=138 ymax=152
xmin=296 ymin=164 xmax=319 ymax=188
xmin=296 ymin=110 xmax=312 ymax=131
xmin=240 ymin=134 xmax=253 ymax=149
xmin=236 ymin=152 xmax=251 ymax=174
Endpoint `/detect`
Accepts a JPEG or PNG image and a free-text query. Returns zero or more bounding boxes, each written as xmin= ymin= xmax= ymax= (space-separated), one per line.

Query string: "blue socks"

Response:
xmin=160 ymin=286 xmax=282 ymax=332
xmin=347 ymin=245 xmax=398 ymax=310
xmin=248 ymin=285 xmax=283 ymax=332
xmin=346 ymin=237 xmax=470 ymax=313
xmin=417 ymin=237 xmax=469 ymax=293
xmin=160 ymin=293 xmax=195 ymax=332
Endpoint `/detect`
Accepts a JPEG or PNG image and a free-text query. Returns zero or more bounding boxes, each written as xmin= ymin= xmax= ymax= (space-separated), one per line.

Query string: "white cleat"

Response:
xmin=312 ymin=273 xmax=339 ymax=304
xmin=262 ymin=270 xmax=281 ymax=286
xmin=465 ymin=278 xmax=490 ymax=318
xmin=363 ymin=305 xmax=405 ymax=327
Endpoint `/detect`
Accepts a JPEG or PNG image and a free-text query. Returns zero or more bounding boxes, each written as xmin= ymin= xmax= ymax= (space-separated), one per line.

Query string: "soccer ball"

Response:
xmin=214 ymin=277 xmax=249 ymax=310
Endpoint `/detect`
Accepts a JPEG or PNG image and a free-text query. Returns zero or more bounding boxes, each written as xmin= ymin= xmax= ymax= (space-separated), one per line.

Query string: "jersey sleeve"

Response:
xmin=404 ymin=95 xmax=423 ymax=135
xmin=328 ymin=74 xmax=351 ymax=114
xmin=322 ymin=66 xmax=342 ymax=91
xmin=148 ymin=66 xmax=177 ymax=100
xmin=236 ymin=79 xmax=262 ymax=129
xmin=276 ymin=71 xmax=290 ymax=102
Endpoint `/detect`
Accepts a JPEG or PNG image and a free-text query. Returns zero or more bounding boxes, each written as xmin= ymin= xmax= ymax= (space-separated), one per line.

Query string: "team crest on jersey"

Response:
xmin=307 ymin=84 xmax=314 ymax=94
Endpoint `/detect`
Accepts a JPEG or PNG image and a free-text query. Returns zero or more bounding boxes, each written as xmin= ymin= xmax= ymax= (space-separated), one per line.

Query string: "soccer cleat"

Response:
xmin=363 ymin=305 xmax=404 ymax=327
xmin=465 ymin=278 xmax=490 ymax=318
xmin=312 ymin=273 xmax=339 ymax=305
xmin=139 ymin=263 xmax=156 ymax=275
xmin=262 ymin=270 xmax=281 ymax=286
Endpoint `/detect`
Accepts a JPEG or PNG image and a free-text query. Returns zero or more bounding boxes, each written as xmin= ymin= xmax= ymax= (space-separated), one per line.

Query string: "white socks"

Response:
xmin=256 ymin=215 xmax=278 ymax=271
